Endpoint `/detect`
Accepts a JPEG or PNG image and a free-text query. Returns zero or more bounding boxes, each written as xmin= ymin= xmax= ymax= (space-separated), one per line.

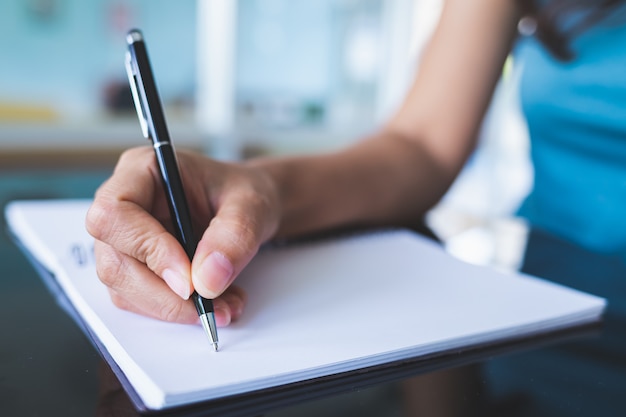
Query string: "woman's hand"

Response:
xmin=86 ymin=146 xmax=281 ymax=326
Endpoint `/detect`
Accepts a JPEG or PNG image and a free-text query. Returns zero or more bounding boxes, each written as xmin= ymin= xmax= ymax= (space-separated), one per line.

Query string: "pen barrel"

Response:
xmin=193 ymin=291 xmax=215 ymax=314
xmin=153 ymin=142 xmax=196 ymax=260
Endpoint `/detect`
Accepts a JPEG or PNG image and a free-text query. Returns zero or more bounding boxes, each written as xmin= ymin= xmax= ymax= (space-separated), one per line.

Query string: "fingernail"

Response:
xmin=196 ymin=252 xmax=234 ymax=298
xmin=162 ymin=269 xmax=191 ymax=300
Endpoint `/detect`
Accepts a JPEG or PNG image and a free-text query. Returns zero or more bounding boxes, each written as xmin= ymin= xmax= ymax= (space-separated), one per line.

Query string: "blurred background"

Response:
xmin=1 ymin=0 xmax=430 ymax=157
xmin=0 ymin=0 xmax=533 ymax=268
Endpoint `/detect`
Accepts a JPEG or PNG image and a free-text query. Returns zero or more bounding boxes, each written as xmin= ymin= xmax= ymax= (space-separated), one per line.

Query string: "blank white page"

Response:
xmin=5 ymin=199 xmax=606 ymax=410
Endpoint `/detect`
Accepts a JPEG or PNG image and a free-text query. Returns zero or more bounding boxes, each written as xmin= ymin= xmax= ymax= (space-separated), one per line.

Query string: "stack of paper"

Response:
xmin=5 ymin=199 xmax=606 ymax=411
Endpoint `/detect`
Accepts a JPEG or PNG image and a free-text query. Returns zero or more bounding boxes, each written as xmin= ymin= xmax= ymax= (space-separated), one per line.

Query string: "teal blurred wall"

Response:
xmin=0 ymin=0 xmax=197 ymax=119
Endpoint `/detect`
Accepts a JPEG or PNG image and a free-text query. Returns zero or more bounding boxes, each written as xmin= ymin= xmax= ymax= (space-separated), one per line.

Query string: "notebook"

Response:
xmin=5 ymin=199 xmax=606 ymax=412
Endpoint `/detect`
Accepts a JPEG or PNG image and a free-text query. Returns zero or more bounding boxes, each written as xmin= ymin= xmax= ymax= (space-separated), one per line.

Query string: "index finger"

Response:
xmin=86 ymin=147 xmax=193 ymax=299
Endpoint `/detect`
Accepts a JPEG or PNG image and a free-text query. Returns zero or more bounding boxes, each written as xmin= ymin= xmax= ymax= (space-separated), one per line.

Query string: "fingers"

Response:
xmin=95 ymin=240 xmax=248 ymax=326
xmin=86 ymin=147 xmax=193 ymax=300
xmin=94 ymin=240 xmax=198 ymax=323
xmin=87 ymin=147 xmax=275 ymax=325
xmin=88 ymin=198 xmax=192 ymax=299
xmin=213 ymin=285 xmax=248 ymax=326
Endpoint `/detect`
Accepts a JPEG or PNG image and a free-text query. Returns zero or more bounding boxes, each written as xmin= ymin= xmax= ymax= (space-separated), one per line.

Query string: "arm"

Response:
xmin=193 ymin=0 xmax=522 ymax=310
xmin=255 ymin=0 xmax=522 ymax=237
xmin=86 ymin=0 xmax=523 ymax=325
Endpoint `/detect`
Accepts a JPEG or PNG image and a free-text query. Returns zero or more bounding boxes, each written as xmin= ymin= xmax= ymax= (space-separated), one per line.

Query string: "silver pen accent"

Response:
xmin=200 ymin=313 xmax=219 ymax=352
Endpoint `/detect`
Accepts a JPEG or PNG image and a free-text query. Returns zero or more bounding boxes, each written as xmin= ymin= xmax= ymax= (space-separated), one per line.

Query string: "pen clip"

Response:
xmin=125 ymin=51 xmax=150 ymax=139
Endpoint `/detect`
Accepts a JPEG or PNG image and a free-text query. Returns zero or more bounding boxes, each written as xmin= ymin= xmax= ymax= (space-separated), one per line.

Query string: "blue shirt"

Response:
xmin=517 ymin=15 xmax=626 ymax=253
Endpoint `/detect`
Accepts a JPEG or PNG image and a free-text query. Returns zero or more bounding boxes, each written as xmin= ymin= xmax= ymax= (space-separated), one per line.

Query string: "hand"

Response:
xmin=86 ymin=146 xmax=281 ymax=326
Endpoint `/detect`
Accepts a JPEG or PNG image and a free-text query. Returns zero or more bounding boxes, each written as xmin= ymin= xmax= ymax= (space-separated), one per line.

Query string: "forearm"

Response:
xmin=249 ymin=130 xmax=457 ymax=239
xmin=247 ymin=0 xmax=521 ymax=240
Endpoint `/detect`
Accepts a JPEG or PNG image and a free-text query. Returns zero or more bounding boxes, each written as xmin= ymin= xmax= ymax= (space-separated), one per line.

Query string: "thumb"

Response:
xmin=191 ymin=205 xmax=268 ymax=299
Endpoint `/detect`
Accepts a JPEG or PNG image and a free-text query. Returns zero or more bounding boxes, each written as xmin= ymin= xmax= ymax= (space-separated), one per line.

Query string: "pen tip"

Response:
xmin=199 ymin=312 xmax=219 ymax=352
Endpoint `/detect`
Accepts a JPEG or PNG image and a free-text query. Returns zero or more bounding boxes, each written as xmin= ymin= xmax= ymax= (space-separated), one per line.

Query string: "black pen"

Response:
xmin=125 ymin=29 xmax=219 ymax=351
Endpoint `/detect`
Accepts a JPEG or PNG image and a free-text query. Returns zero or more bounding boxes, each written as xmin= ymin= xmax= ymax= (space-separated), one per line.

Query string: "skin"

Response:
xmin=85 ymin=0 xmax=522 ymax=327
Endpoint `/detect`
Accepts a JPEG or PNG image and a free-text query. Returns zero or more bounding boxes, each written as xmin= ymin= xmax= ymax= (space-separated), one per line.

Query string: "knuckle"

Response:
xmin=246 ymin=195 xmax=272 ymax=225
xmin=94 ymin=244 xmax=126 ymax=290
xmin=139 ymin=231 xmax=175 ymax=274
xmin=232 ymin=175 xmax=279 ymax=241
xmin=234 ymin=220 xmax=260 ymax=255
xmin=85 ymin=198 xmax=115 ymax=242
xmin=212 ymin=214 xmax=261 ymax=257
xmin=118 ymin=146 xmax=152 ymax=166
xmin=158 ymin=300 xmax=185 ymax=323
xmin=249 ymin=184 xmax=274 ymax=213
xmin=86 ymin=146 xmax=155 ymax=243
